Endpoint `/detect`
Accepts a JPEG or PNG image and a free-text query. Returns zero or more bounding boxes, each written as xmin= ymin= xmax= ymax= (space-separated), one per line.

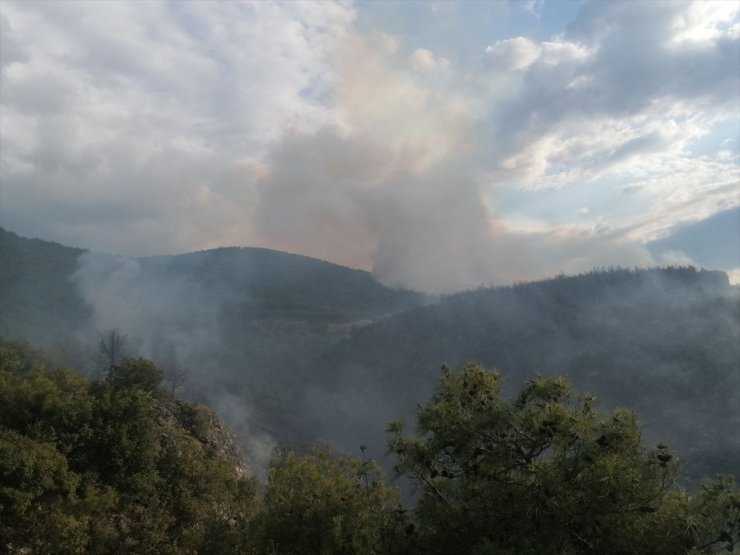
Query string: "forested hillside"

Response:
xmin=1 ymin=229 xmax=738 ymax=482
xmin=0 ymin=340 xmax=257 ymax=553
xmin=309 ymin=268 xmax=740 ymax=480
xmin=0 ymin=229 xmax=90 ymax=344
xmin=2 ymin=341 xmax=738 ymax=554
xmin=0 ymin=227 xmax=424 ymax=342
xmin=0 ymin=228 xmax=427 ymax=441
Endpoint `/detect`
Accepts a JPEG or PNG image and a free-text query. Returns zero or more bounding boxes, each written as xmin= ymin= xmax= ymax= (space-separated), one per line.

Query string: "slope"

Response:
xmin=0 ymin=227 xmax=425 ymax=346
xmin=308 ymin=268 xmax=740 ymax=480
xmin=0 ymin=228 xmax=91 ymax=344
xmin=0 ymin=227 xmax=428 ymax=443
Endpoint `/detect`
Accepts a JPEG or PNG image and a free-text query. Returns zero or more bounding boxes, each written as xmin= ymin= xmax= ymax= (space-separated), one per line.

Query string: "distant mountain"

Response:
xmin=0 ymin=227 xmax=425 ymax=344
xmin=142 ymin=246 xmax=427 ymax=323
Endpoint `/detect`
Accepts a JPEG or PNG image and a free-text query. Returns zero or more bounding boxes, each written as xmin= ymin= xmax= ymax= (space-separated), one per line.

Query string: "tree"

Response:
xmin=160 ymin=359 xmax=191 ymax=395
xmin=0 ymin=429 xmax=88 ymax=553
xmin=96 ymin=329 xmax=128 ymax=375
xmin=387 ymin=364 xmax=739 ymax=554
xmin=252 ymin=446 xmax=407 ymax=554
xmin=106 ymin=357 xmax=162 ymax=393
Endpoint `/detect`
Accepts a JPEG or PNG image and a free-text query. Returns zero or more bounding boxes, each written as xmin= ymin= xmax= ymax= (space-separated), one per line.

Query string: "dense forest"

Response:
xmin=2 ymin=340 xmax=738 ymax=553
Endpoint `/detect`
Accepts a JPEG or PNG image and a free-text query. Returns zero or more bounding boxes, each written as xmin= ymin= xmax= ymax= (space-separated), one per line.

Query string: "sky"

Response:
xmin=1 ymin=0 xmax=738 ymax=292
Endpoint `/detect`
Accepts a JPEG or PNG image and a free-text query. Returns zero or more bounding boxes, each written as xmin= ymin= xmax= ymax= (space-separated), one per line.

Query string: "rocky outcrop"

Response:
xmin=155 ymin=397 xmax=249 ymax=478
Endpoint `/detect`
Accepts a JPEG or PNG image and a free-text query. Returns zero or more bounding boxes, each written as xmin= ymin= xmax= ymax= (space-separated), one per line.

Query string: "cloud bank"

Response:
xmin=1 ymin=0 xmax=738 ymax=292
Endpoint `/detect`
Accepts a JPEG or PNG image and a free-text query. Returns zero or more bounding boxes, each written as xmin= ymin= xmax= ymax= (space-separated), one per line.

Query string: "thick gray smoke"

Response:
xmin=70 ymin=251 xmax=277 ymax=478
xmin=256 ymin=126 xmax=659 ymax=294
xmin=71 ymin=252 xmax=221 ymax=361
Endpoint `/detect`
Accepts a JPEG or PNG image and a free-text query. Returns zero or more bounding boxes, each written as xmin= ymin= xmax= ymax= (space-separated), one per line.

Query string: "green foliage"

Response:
xmin=252 ymin=446 xmax=406 ymax=554
xmin=0 ymin=344 xmax=257 ymax=554
xmin=0 ymin=428 xmax=77 ymax=518
xmin=106 ymin=356 xmax=163 ymax=393
xmin=87 ymin=387 xmax=159 ymax=495
xmin=1 ymin=340 xmax=737 ymax=554
xmin=388 ymin=364 xmax=740 ymax=554
xmin=179 ymin=402 xmax=212 ymax=441
xmin=0 ymin=343 xmax=94 ymax=458
xmin=155 ymin=419 xmax=258 ymax=553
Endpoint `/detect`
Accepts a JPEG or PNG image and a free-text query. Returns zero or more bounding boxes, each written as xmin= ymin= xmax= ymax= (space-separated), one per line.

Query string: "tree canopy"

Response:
xmin=0 ymin=340 xmax=737 ymax=554
xmin=388 ymin=363 xmax=739 ymax=554
xmin=0 ymin=341 xmax=257 ymax=554
xmin=253 ymin=446 xmax=405 ymax=554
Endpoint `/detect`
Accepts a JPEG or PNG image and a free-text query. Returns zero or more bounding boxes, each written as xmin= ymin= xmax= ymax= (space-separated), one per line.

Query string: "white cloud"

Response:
xmin=485 ymin=37 xmax=542 ymax=70
xmin=0 ymin=0 xmax=353 ymax=253
xmin=669 ymin=0 xmax=739 ymax=45
xmin=410 ymin=47 xmax=450 ymax=73
xmin=523 ymin=0 xmax=545 ymax=19
xmin=471 ymin=1 xmax=739 ymax=257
